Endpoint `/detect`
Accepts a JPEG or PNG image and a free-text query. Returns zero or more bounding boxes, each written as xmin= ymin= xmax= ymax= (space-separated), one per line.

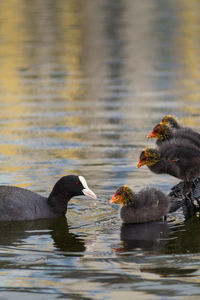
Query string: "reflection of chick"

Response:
xmin=109 ymin=186 xmax=169 ymax=224
xmin=148 ymin=123 xmax=200 ymax=149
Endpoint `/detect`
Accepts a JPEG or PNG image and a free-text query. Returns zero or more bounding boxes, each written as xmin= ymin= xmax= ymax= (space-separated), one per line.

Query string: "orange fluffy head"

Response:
xmin=109 ymin=185 xmax=134 ymax=207
xmin=147 ymin=123 xmax=171 ymax=141
xmin=137 ymin=147 xmax=160 ymax=168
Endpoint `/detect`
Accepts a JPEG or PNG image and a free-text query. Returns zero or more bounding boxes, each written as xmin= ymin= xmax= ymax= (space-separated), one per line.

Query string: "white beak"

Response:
xmin=82 ymin=188 xmax=97 ymax=199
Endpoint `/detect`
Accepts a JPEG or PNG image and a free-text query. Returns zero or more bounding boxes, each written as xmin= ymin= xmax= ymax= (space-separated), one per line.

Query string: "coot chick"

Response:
xmin=148 ymin=123 xmax=200 ymax=149
xmin=162 ymin=115 xmax=200 ymax=139
xmin=0 ymin=175 xmax=96 ymax=221
xmin=110 ymin=185 xmax=169 ymax=223
xmin=137 ymin=142 xmax=200 ymax=182
xmin=162 ymin=115 xmax=181 ymax=129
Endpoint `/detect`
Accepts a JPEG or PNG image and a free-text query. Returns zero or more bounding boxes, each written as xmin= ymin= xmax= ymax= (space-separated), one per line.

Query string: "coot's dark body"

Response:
xmin=0 ymin=175 xmax=96 ymax=221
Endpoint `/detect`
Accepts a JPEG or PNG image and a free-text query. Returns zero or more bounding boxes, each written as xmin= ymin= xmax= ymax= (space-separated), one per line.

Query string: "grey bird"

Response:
xmin=0 ymin=175 xmax=96 ymax=221
xmin=148 ymin=122 xmax=200 ymax=149
xmin=109 ymin=185 xmax=169 ymax=224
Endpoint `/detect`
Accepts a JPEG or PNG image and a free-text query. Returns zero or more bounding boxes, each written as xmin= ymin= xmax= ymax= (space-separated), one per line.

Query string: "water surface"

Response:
xmin=0 ymin=0 xmax=200 ymax=299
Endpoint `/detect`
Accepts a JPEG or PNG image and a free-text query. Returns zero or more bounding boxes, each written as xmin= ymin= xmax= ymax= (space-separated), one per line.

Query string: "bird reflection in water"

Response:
xmin=111 ymin=221 xmax=170 ymax=254
xmin=0 ymin=217 xmax=85 ymax=254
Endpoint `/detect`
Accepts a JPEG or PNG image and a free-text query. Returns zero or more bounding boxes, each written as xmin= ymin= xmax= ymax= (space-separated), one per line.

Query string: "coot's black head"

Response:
xmin=50 ymin=175 xmax=96 ymax=201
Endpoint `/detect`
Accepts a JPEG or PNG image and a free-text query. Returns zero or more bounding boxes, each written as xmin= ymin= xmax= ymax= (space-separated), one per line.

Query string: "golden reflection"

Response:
xmin=0 ymin=0 xmax=28 ymax=98
xmin=56 ymin=0 xmax=84 ymax=101
xmin=176 ymin=0 xmax=200 ymax=113
xmin=0 ymin=0 xmax=91 ymax=178
xmin=0 ymin=0 xmax=31 ymax=178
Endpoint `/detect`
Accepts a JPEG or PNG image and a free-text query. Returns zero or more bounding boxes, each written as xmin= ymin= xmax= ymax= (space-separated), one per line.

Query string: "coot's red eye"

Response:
xmin=75 ymin=181 xmax=79 ymax=185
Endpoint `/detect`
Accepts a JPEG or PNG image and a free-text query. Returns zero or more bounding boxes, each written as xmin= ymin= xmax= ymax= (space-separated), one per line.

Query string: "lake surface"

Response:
xmin=0 ymin=0 xmax=200 ymax=299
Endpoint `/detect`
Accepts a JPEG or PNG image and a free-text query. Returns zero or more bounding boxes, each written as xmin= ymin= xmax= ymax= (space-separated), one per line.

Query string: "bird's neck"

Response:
xmin=47 ymin=190 xmax=70 ymax=216
xmin=171 ymin=122 xmax=180 ymax=129
xmin=161 ymin=130 xmax=173 ymax=141
xmin=148 ymin=159 xmax=163 ymax=173
xmin=122 ymin=194 xmax=135 ymax=207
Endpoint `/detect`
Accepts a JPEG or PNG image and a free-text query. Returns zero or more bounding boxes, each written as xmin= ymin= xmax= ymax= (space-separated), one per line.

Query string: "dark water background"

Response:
xmin=0 ymin=0 xmax=200 ymax=299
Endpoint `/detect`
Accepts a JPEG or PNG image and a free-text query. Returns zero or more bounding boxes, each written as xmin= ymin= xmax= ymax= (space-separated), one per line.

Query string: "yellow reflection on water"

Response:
xmin=0 ymin=0 xmax=28 ymax=98
xmin=176 ymin=0 xmax=200 ymax=118
xmin=56 ymin=0 xmax=84 ymax=101
xmin=0 ymin=0 xmax=88 ymax=178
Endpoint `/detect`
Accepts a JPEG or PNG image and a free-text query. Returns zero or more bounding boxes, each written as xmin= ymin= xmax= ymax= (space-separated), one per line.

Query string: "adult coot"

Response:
xmin=0 ymin=175 xmax=96 ymax=221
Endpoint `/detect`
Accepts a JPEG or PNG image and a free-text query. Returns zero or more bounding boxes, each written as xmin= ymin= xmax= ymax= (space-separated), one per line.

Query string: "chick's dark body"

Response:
xmin=148 ymin=140 xmax=200 ymax=182
xmin=110 ymin=186 xmax=169 ymax=224
xmin=156 ymin=128 xmax=200 ymax=149
xmin=120 ymin=187 xmax=169 ymax=224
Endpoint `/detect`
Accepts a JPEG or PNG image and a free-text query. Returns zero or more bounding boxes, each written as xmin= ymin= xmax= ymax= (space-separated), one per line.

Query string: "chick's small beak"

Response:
xmin=147 ymin=131 xmax=156 ymax=138
xmin=82 ymin=188 xmax=97 ymax=199
xmin=137 ymin=159 xmax=145 ymax=168
xmin=109 ymin=195 xmax=119 ymax=204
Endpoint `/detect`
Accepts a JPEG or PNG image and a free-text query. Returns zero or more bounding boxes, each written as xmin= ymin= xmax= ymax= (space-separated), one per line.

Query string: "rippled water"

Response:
xmin=0 ymin=0 xmax=200 ymax=299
